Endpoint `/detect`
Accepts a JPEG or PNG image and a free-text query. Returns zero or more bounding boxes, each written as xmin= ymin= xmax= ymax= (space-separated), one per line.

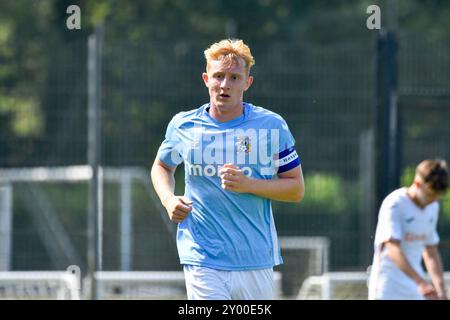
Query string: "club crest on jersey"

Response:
xmin=236 ymin=136 xmax=251 ymax=154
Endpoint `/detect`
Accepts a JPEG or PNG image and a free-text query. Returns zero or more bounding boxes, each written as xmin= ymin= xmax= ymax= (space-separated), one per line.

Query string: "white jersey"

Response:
xmin=368 ymin=188 xmax=440 ymax=300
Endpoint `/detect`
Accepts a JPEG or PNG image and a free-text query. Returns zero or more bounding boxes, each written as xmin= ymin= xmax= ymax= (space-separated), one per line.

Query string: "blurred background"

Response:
xmin=0 ymin=0 xmax=449 ymax=299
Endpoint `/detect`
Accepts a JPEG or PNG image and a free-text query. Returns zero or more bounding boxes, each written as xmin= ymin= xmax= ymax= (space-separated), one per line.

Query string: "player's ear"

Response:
xmin=414 ymin=179 xmax=422 ymax=188
xmin=244 ymin=75 xmax=253 ymax=91
xmin=202 ymin=72 xmax=209 ymax=86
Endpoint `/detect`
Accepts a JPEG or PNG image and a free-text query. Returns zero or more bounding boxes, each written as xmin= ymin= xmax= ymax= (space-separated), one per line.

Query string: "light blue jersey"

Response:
xmin=157 ymin=102 xmax=300 ymax=270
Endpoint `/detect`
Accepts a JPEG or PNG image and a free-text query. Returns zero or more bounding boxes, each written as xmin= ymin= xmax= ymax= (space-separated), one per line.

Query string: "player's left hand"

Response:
xmin=418 ymin=281 xmax=439 ymax=300
xmin=437 ymin=291 xmax=448 ymax=300
xmin=219 ymin=163 xmax=251 ymax=193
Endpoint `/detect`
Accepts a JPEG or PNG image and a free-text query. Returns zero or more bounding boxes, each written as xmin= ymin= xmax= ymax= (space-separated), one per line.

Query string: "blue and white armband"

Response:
xmin=275 ymin=147 xmax=301 ymax=173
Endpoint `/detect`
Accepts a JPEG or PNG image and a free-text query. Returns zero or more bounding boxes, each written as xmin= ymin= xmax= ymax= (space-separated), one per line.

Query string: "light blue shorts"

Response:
xmin=183 ymin=264 xmax=274 ymax=300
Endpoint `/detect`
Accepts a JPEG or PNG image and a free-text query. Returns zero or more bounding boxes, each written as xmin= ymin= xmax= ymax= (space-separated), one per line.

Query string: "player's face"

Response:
xmin=202 ymin=57 xmax=253 ymax=115
xmin=417 ymin=182 xmax=440 ymax=207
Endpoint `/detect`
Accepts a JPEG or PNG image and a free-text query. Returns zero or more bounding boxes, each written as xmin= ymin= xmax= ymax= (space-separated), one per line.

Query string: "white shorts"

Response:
xmin=183 ymin=265 xmax=274 ymax=300
xmin=369 ymin=282 xmax=424 ymax=300
xmin=368 ymin=267 xmax=424 ymax=300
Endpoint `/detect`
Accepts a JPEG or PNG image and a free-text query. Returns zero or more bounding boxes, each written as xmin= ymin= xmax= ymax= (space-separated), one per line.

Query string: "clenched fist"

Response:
xmin=219 ymin=163 xmax=251 ymax=193
xmin=163 ymin=195 xmax=193 ymax=223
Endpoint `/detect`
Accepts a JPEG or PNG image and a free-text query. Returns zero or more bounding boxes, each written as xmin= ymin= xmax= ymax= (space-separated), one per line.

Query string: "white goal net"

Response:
xmin=92 ymin=271 xmax=187 ymax=300
xmin=278 ymin=236 xmax=329 ymax=297
xmin=0 ymin=271 xmax=80 ymax=300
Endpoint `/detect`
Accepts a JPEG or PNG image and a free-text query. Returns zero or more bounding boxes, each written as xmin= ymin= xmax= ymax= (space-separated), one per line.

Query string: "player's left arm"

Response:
xmin=219 ymin=164 xmax=305 ymax=202
xmin=423 ymin=244 xmax=448 ymax=300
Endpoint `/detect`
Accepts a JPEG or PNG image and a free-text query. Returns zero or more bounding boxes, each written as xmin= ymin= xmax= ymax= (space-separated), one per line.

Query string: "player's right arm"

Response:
xmin=384 ymin=240 xmax=438 ymax=299
xmin=151 ymin=158 xmax=192 ymax=223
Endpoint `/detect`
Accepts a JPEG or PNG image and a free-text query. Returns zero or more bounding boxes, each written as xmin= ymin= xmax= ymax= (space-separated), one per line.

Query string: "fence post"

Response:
xmin=374 ymin=30 xmax=400 ymax=214
xmin=87 ymin=23 xmax=104 ymax=300
xmin=0 ymin=184 xmax=12 ymax=271
xmin=359 ymin=129 xmax=375 ymax=266
xmin=120 ymin=173 xmax=133 ymax=271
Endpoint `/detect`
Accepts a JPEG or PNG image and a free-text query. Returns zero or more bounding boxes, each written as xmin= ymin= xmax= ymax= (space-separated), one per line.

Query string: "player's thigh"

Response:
xmin=231 ymin=268 xmax=274 ymax=300
xmin=183 ymin=264 xmax=231 ymax=300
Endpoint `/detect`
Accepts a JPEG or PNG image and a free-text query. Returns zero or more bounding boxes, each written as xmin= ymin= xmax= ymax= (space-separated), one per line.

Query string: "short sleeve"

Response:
xmin=273 ymin=118 xmax=301 ymax=173
xmin=276 ymin=118 xmax=296 ymax=153
xmin=426 ymin=207 xmax=440 ymax=245
xmin=374 ymin=201 xmax=403 ymax=246
xmin=157 ymin=116 xmax=184 ymax=167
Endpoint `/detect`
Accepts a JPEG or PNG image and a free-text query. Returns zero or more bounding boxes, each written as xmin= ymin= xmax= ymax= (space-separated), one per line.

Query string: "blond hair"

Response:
xmin=204 ymin=39 xmax=255 ymax=75
xmin=416 ymin=159 xmax=449 ymax=193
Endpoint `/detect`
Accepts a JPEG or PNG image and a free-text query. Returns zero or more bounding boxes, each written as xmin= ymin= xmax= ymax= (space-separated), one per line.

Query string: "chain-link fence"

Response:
xmin=1 ymin=29 xmax=450 ymax=280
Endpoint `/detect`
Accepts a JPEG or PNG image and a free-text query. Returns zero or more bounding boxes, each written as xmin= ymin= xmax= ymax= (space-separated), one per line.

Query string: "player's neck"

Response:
xmin=208 ymin=103 xmax=244 ymax=123
xmin=406 ymin=186 xmax=426 ymax=209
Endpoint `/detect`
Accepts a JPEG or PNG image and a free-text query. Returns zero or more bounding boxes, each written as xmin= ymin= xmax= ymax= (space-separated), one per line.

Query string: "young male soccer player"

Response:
xmin=151 ymin=39 xmax=304 ymax=300
xmin=368 ymin=159 xmax=448 ymax=300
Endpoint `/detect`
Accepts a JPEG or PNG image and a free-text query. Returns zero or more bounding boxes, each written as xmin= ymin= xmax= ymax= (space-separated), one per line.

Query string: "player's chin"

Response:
xmin=214 ymin=101 xmax=228 ymax=109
